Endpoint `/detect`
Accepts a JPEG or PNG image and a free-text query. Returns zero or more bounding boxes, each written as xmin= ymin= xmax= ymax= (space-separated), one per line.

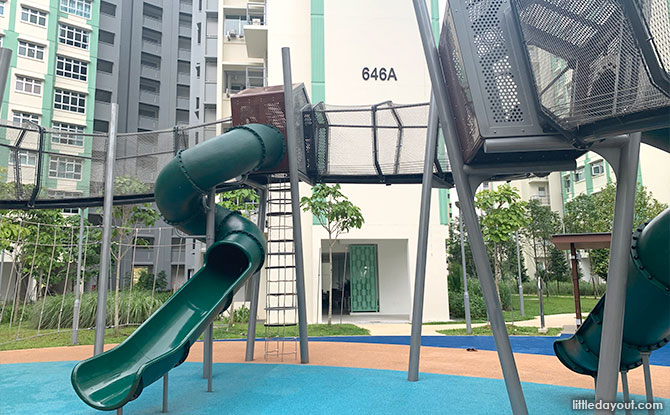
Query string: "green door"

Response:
xmin=349 ymin=244 xmax=379 ymax=312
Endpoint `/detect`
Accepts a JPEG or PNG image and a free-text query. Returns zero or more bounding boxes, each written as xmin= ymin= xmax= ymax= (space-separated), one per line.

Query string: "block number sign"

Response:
xmin=361 ymin=67 xmax=397 ymax=81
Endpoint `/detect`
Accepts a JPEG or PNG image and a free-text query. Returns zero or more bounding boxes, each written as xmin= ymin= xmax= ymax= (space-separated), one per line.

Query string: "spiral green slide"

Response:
xmin=71 ymin=124 xmax=285 ymax=411
xmin=554 ymin=208 xmax=670 ymax=376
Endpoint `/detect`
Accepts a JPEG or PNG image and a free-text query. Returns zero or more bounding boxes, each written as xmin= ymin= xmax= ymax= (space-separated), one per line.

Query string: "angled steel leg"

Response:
xmin=641 ymin=352 xmax=655 ymax=415
xmin=620 ymin=371 xmax=631 ymax=415
xmin=408 ymin=96 xmax=439 ymax=381
xmin=412 ymin=1 xmax=527 ymax=413
xmin=593 ymin=134 xmax=641 ymax=413
xmin=162 ymin=373 xmax=168 ymax=413
xmin=246 ymin=188 xmax=268 ymax=361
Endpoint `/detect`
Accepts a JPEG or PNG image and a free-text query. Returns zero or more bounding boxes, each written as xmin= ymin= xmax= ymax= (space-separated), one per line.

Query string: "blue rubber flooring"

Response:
xmin=2 ymin=361 xmax=668 ymax=414
xmin=220 ymin=335 xmax=670 ymax=367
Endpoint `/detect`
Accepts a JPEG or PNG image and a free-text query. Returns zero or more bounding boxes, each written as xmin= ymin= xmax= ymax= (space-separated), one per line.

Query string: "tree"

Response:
xmin=109 ymin=176 xmax=160 ymax=334
xmin=218 ymin=188 xmax=259 ymax=219
xmin=564 ymin=183 xmax=667 ymax=280
xmin=545 ymin=245 xmax=570 ymax=292
xmin=522 ymin=199 xmax=561 ymax=296
xmin=300 ymin=184 xmax=364 ymax=325
xmin=474 ymin=184 xmax=529 ymax=292
xmin=217 ymin=188 xmax=259 ymax=329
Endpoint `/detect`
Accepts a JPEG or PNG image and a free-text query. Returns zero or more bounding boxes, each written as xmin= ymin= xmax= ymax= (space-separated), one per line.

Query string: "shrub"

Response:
xmin=522 ymin=280 xmax=605 ymax=297
xmin=447 ymin=264 xmax=463 ymax=293
xmin=29 ymin=290 xmax=173 ymax=329
xmin=234 ymin=304 xmax=250 ymax=323
xmin=0 ymin=302 xmax=33 ymax=324
xmin=498 ymin=281 xmax=512 ymax=311
xmin=448 ymin=291 xmax=487 ymax=320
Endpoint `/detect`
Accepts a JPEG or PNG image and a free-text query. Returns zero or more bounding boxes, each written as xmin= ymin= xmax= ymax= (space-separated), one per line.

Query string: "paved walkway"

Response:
xmin=356 ymin=313 xmax=584 ymax=335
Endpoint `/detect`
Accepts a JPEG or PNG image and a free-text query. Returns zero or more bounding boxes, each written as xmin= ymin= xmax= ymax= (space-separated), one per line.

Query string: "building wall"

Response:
xmin=267 ymin=0 xmax=449 ymax=324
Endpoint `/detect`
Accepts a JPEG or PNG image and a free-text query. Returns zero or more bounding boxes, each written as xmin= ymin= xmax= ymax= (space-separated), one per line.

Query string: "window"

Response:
xmin=58 ymin=24 xmax=89 ymax=49
xmin=21 ymin=7 xmax=47 ymax=27
xmin=12 ymin=111 xmax=40 ymax=125
xmin=93 ymin=119 xmax=109 ymax=132
xmin=143 ymin=3 xmax=162 ymax=20
xmin=17 ymin=40 xmax=45 ymax=60
xmin=143 ymin=28 xmax=161 ymax=45
xmin=100 ymin=1 xmax=115 ymax=16
xmin=8 ymin=150 xmax=36 ymax=166
xmin=575 ymin=167 xmax=585 ymax=182
xmin=563 ymin=175 xmax=571 ymax=191
xmin=538 ymin=186 xmax=546 ymax=196
xmin=98 ymin=59 xmax=114 ymax=74
xmin=60 ymin=0 xmax=92 ymax=19
xmin=56 ymin=55 xmax=88 ymax=81
xmin=54 ymin=89 xmax=86 ymax=113
xmin=49 ymin=156 xmax=82 ymax=179
xmin=95 ymin=89 xmax=112 ymax=103
xmin=591 ymin=160 xmax=604 ymax=176
xmin=0 ymin=2 xmax=5 ymax=16
xmin=99 ymin=29 xmax=115 ymax=45
xmin=51 ymin=122 xmax=85 ymax=146
xmin=15 ymin=76 xmax=42 ymax=95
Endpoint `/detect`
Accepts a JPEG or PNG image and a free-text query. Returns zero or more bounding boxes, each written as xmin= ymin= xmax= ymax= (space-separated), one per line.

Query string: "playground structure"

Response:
xmin=0 ymin=0 xmax=668 ymax=414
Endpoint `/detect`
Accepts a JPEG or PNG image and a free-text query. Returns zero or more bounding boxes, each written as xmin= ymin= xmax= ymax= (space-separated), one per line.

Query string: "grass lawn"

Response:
xmin=437 ymin=324 xmax=563 ymax=337
xmin=503 ymin=294 xmax=599 ymax=322
xmin=0 ymin=322 xmax=369 ymax=351
xmin=211 ymin=322 xmax=369 ymax=339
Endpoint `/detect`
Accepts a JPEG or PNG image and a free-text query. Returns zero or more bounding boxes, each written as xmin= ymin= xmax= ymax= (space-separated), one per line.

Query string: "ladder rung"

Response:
xmin=267 ymin=211 xmax=292 ymax=216
xmin=263 ymin=323 xmax=298 ymax=327
xmin=267 ymin=279 xmax=297 ymax=283
xmin=265 ymin=265 xmax=296 ymax=270
xmin=267 ymin=292 xmax=297 ymax=296
xmin=268 ymin=239 xmax=294 ymax=243
xmin=265 ymin=306 xmax=298 ymax=311
xmin=267 ymin=252 xmax=295 ymax=256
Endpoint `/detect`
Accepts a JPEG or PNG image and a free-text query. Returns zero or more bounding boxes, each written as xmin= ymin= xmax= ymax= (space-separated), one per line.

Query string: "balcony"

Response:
xmin=142 ymin=16 xmax=162 ymax=31
xmin=142 ymin=39 xmax=161 ymax=55
xmin=140 ymin=65 xmax=160 ymax=80
xmin=178 ymin=48 xmax=191 ymax=61
xmin=171 ymin=248 xmax=186 ymax=263
xmin=244 ymin=23 xmax=267 ymax=59
xmin=177 ymin=72 xmax=190 ymax=85
xmin=139 ymin=90 xmax=160 ymax=105
xmin=138 ymin=115 xmax=158 ymax=130
xmin=530 ymin=195 xmax=550 ymax=205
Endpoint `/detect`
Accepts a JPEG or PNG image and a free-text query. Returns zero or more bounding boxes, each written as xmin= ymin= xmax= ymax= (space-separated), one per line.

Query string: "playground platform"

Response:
xmin=2 ymin=337 xmax=668 ymax=414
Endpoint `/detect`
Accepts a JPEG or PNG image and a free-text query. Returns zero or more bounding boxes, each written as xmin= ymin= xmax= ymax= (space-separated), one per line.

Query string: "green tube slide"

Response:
xmin=554 ymin=208 xmax=670 ymax=377
xmin=71 ymin=124 xmax=285 ymax=411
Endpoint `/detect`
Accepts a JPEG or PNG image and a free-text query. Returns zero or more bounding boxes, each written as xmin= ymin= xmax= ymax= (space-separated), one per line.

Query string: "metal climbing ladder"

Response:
xmin=264 ymin=175 xmax=298 ymax=360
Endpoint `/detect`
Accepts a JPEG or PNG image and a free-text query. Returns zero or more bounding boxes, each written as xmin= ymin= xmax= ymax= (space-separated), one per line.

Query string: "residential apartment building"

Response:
xmin=0 ymin=0 xmax=99 ymax=198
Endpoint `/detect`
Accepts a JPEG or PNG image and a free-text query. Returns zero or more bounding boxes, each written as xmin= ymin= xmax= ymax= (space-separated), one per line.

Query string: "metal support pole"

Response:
xmin=569 ymin=243 xmax=582 ymax=327
xmin=460 ymin=211 xmax=471 ymax=334
xmin=281 ymin=47 xmax=309 ymax=364
xmin=515 ymin=231 xmax=524 ymax=317
xmin=641 ymin=352 xmax=655 ymax=415
xmin=620 ymin=371 xmax=632 ymax=415
xmin=594 ymin=134 xmax=641 ymax=413
xmin=408 ymin=96 xmax=439 ymax=381
xmin=116 ymin=408 xmax=122 ymax=415
xmin=245 ymin=188 xmax=268 ymax=361
xmin=72 ymin=210 xmax=85 ymax=344
xmin=412 ymin=1 xmax=527 ymax=413
xmin=538 ymin=277 xmax=545 ymax=329
xmin=94 ymin=103 xmax=118 ymax=356
xmin=203 ymin=189 xmax=215 ymax=389
xmin=162 ymin=373 xmax=168 ymax=413
xmin=0 ymin=48 xmax=12 ymax=113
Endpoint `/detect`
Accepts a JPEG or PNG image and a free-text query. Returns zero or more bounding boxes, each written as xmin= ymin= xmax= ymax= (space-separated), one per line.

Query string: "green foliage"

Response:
xmin=29 ymin=290 xmax=172 ymax=329
xmin=475 ymin=184 xmax=529 ymax=244
xmin=300 ymin=184 xmax=365 ymax=242
xmin=498 ymin=281 xmax=512 ymax=311
xmin=545 ymin=246 xmax=570 ymax=287
xmin=437 ymin=325 xmax=563 ymax=336
xmin=218 ymin=189 xmax=259 ymax=219
xmin=448 ymin=289 xmax=488 ymax=320
xmin=563 ymin=183 xmax=667 ymax=280
xmin=135 ymin=269 xmax=168 ymax=292
xmin=521 ymin=280 xmax=605 ymax=297
xmin=0 ymin=210 xmax=101 ymax=293
xmin=447 ymin=263 xmax=463 ymax=293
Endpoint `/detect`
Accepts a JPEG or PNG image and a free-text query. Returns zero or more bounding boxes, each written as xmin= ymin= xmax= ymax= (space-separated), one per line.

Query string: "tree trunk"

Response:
xmin=228 ymin=302 xmax=234 ymax=330
xmin=328 ymin=237 xmax=334 ymax=326
xmin=114 ymin=238 xmax=122 ymax=336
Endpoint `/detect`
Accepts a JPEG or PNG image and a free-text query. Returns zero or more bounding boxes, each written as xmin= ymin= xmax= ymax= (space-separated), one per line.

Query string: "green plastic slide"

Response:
xmin=71 ymin=124 xmax=285 ymax=411
xmin=554 ymin=208 xmax=670 ymax=376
